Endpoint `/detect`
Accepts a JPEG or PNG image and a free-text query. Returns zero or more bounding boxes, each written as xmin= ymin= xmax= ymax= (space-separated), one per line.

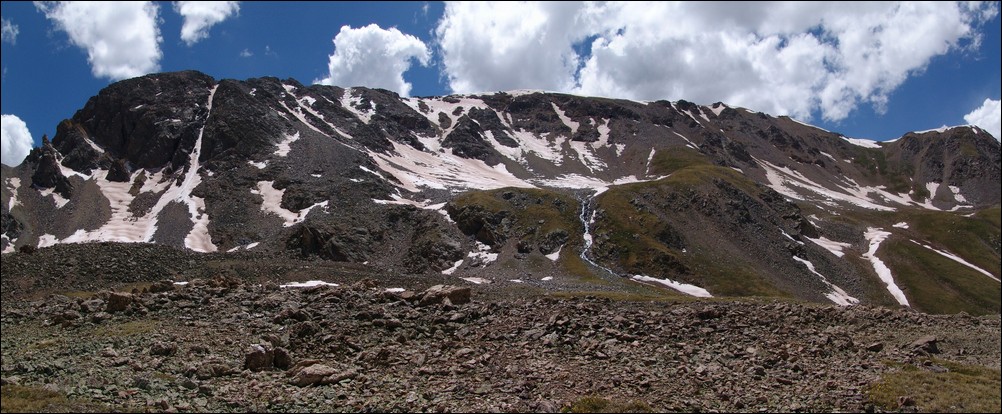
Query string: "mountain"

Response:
xmin=2 ymin=70 xmax=999 ymax=315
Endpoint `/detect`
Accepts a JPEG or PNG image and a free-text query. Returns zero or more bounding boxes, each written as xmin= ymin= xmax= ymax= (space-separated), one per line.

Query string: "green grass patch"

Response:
xmin=881 ymin=238 xmax=1000 ymax=315
xmin=647 ymin=146 xmax=711 ymax=176
xmin=867 ymin=359 xmax=1001 ymax=412
xmin=91 ymin=319 xmax=160 ymax=338
xmin=564 ymin=396 xmax=654 ymax=413
xmin=1 ymin=384 xmax=111 ymax=413
xmin=592 ymin=168 xmax=788 ymax=298
xmin=559 ymin=254 xmax=610 ymax=285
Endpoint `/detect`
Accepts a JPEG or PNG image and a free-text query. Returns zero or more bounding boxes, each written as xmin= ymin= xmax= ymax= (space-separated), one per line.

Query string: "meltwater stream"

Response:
xmin=577 ymin=188 xmax=715 ymax=298
xmin=577 ymin=189 xmax=622 ymax=282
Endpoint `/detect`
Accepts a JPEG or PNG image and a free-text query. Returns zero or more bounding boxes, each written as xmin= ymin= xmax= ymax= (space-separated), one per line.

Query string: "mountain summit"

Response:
xmin=2 ymin=71 xmax=999 ymax=314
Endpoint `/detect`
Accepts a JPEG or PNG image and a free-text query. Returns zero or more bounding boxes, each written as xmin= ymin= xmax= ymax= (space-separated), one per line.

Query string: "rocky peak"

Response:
xmin=27 ymin=135 xmax=73 ymax=199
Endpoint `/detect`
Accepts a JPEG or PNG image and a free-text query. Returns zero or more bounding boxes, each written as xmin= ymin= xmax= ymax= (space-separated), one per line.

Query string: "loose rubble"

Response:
xmin=2 ymin=275 xmax=998 ymax=412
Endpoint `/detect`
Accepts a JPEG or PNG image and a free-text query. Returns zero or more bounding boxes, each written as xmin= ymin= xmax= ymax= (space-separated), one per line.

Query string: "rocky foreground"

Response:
xmin=1 ymin=273 xmax=999 ymax=413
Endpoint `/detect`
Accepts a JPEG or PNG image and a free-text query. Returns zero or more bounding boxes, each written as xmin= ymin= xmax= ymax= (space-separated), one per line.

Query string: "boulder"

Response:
xmin=105 ymin=292 xmax=133 ymax=313
xmin=244 ymin=344 xmax=274 ymax=371
xmin=418 ymin=285 xmax=471 ymax=307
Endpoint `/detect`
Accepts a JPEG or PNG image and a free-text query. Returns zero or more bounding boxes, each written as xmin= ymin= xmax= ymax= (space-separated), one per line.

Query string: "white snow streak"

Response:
xmin=551 ymin=103 xmax=579 ymax=135
xmin=788 ymin=117 xmax=831 ymax=133
xmin=792 ymin=256 xmax=859 ymax=306
xmin=441 ymin=259 xmax=464 ymax=275
xmin=756 ymin=157 xmax=944 ymax=211
xmin=631 ymin=275 xmax=713 ymax=298
xmin=462 ymin=277 xmax=491 ymax=285
xmin=807 ymin=235 xmax=851 ymax=258
xmin=840 ymin=136 xmax=881 ymax=149
xmin=863 ymin=227 xmax=909 ymax=306
xmin=280 ymin=280 xmax=339 ymax=288
xmin=911 ymin=240 xmax=999 ymax=282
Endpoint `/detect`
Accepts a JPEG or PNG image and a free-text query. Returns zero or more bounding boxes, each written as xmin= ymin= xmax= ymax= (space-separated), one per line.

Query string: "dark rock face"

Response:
xmin=51 ymin=120 xmax=104 ymax=174
xmin=63 ymin=71 xmax=216 ymax=170
xmin=446 ymin=203 xmax=510 ymax=247
xmin=404 ymin=221 xmax=465 ymax=274
xmin=105 ymin=159 xmax=132 ymax=183
xmin=288 ymin=225 xmax=374 ymax=263
xmin=442 ymin=115 xmax=504 ymax=166
xmin=884 ymin=127 xmax=1002 ymax=206
xmin=200 ymin=79 xmax=291 ymax=162
xmin=28 ymin=136 xmax=73 ymax=199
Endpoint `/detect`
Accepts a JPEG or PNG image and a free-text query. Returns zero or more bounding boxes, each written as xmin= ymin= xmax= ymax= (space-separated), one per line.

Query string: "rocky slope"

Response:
xmin=1 ymin=70 xmax=1000 ymax=315
xmin=2 ymin=272 xmax=999 ymax=413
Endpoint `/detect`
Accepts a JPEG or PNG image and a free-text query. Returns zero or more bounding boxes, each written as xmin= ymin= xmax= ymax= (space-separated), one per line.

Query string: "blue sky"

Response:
xmin=2 ymin=2 xmax=1000 ymax=166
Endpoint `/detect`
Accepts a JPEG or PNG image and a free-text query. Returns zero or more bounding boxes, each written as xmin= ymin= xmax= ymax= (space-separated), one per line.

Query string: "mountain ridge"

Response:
xmin=2 ymin=70 xmax=999 ymax=315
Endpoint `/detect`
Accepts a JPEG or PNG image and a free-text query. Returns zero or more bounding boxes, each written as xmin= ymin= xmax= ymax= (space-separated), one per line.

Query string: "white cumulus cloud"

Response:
xmin=173 ymin=1 xmax=240 ymax=46
xmin=1 ymin=115 xmax=33 ymax=167
xmin=435 ymin=1 xmax=999 ymax=122
xmin=1 ymin=18 xmax=18 ymax=44
xmin=315 ymin=24 xmax=430 ymax=97
xmin=964 ymin=98 xmax=1001 ymax=140
xmin=36 ymin=1 xmax=163 ymax=81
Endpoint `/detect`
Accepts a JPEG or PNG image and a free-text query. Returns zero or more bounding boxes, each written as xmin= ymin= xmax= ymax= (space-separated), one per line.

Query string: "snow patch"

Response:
xmin=863 ymin=228 xmax=909 ymax=306
xmin=441 ymin=259 xmax=464 ymax=275
xmin=892 ymin=222 xmax=909 ymax=229
xmin=38 ymin=234 xmax=60 ymax=248
xmin=385 ymin=288 xmax=406 ymax=293
xmin=840 ymin=136 xmax=881 ymax=149
xmin=274 ymin=132 xmax=300 ymax=157
xmin=368 ymin=141 xmax=534 ymax=193
xmin=545 ymin=246 xmax=562 ymax=261
xmin=911 ymin=241 xmax=999 ymax=282
xmin=551 ymin=103 xmax=579 ymax=135
xmin=948 ymin=186 xmax=967 ymax=203
xmin=255 ymin=181 xmax=328 ymax=227
xmin=792 ymin=256 xmax=859 ymax=306
xmin=806 ymin=236 xmax=852 ymax=258
xmin=38 ymin=187 xmax=70 ymax=209
xmin=467 ymin=241 xmax=499 ymax=266
xmin=280 ymin=280 xmax=339 ymax=288
xmin=789 ymin=117 xmax=831 ymax=133
xmin=672 ymin=131 xmax=698 ymax=148
xmin=541 ymin=276 xmax=553 ymax=281
xmin=1 ymin=235 xmax=13 ymax=254
xmin=709 ymin=103 xmax=727 ymax=116
xmin=248 ymin=160 xmax=268 ymax=169
xmin=5 ymin=177 xmax=21 ymax=211
xmin=461 ymin=277 xmax=491 ymax=285
xmin=340 ymin=88 xmax=376 ymax=124
xmin=757 ymin=157 xmax=930 ymax=211
xmin=631 ymin=275 xmax=713 ymax=298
